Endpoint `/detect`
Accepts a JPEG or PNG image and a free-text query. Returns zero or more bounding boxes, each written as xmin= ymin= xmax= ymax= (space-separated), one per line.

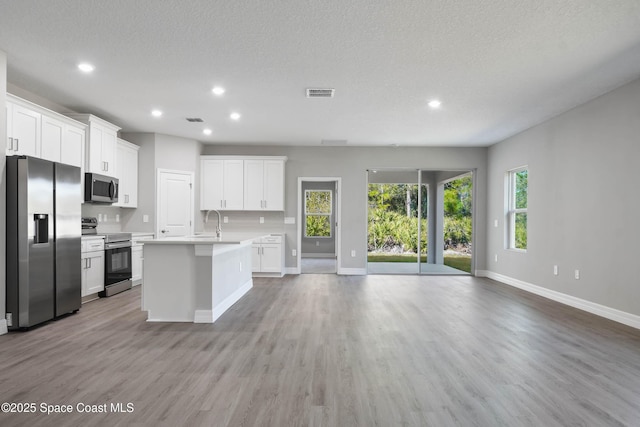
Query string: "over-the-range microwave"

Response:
xmin=85 ymin=173 xmax=119 ymax=203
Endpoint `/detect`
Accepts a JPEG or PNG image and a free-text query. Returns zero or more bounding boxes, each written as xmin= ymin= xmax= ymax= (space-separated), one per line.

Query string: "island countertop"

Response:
xmin=143 ymin=232 xmax=281 ymax=245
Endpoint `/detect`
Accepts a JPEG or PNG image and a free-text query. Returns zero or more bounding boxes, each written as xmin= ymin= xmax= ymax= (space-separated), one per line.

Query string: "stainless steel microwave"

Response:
xmin=85 ymin=173 xmax=119 ymax=203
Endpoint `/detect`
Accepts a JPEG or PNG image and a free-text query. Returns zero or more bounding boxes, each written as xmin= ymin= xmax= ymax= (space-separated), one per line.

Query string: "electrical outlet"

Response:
xmin=316 ymin=241 xmax=320 ymax=246
xmin=292 ymin=249 xmax=297 ymax=257
xmin=6 ymin=313 xmax=13 ymax=327
xmin=494 ymin=219 xmax=498 ymax=228
xmin=143 ymin=215 xmax=149 ymax=223
xmin=494 ymin=254 xmax=498 ymax=263
xmin=575 ymin=269 xmax=580 ymax=280
xmin=259 ymin=217 xmax=264 ymax=224
xmin=223 ymin=216 xmax=228 ymax=223
xmin=351 ymin=250 xmax=356 ymax=257
xmin=98 ymin=213 xmax=103 ymax=222
xmin=239 ymin=262 xmax=242 ymax=272
xmin=553 ymin=265 xmax=558 ymax=275
xmin=116 ymin=214 xmax=120 ymax=223
xmin=104 ymin=214 xmax=108 ymax=222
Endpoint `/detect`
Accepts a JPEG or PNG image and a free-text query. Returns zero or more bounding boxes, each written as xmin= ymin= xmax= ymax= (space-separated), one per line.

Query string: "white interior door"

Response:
xmin=157 ymin=169 xmax=194 ymax=237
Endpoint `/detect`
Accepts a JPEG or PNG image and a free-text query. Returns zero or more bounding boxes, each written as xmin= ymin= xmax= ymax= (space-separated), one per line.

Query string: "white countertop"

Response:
xmin=143 ymin=232 xmax=277 ymax=245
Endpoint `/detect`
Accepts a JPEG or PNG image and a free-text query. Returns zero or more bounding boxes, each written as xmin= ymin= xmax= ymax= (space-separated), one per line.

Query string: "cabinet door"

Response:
xmin=85 ymin=252 xmax=105 ymax=295
xmin=126 ymin=145 xmax=138 ymax=207
xmin=243 ymin=160 xmax=264 ymax=210
xmin=10 ymin=103 xmax=41 ymax=157
xmin=87 ymin=124 xmax=104 ymax=173
xmin=201 ymin=159 xmax=224 ymax=209
xmin=62 ymin=125 xmax=85 ymax=168
xmin=5 ymin=103 xmax=12 ymax=152
xmin=251 ymin=244 xmax=262 ymax=272
xmin=41 ymin=115 xmax=63 ymax=162
xmin=263 ymin=160 xmax=284 ymax=211
xmin=260 ymin=244 xmax=282 ymax=273
xmin=131 ymin=245 xmax=143 ymax=284
xmin=223 ymin=160 xmax=244 ymax=210
xmin=101 ymin=128 xmax=117 ymax=174
xmin=115 ymin=141 xmax=138 ymax=207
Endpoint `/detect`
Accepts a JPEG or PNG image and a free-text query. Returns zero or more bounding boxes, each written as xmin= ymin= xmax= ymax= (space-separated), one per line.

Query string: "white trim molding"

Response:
xmin=0 ymin=319 xmax=8 ymax=335
xmin=477 ymin=270 xmax=640 ymax=330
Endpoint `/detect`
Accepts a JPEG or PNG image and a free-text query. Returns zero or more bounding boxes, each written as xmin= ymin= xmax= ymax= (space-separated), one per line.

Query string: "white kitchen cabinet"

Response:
xmin=131 ymin=234 xmax=154 ymax=287
xmin=67 ymin=114 xmax=120 ymax=174
xmin=200 ymin=157 xmax=244 ymax=210
xmin=115 ymin=139 xmax=139 ymax=208
xmin=201 ymin=156 xmax=286 ymax=212
xmin=41 ymin=114 xmax=86 ymax=168
xmin=81 ymin=238 xmax=105 ymax=298
xmin=131 ymin=244 xmax=143 ymax=286
xmin=252 ymin=235 xmax=284 ymax=277
xmin=244 ymin=159 xmax=285 ymax=211
xmin=6 ymin=100 xmax=41 ymax=157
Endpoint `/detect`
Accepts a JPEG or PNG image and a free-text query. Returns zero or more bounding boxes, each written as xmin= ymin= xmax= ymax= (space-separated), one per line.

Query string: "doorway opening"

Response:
xmin=366 ymin=169 xmax=473 ymax=275
xmin=297 ymin=178 xmax=341 ymax=274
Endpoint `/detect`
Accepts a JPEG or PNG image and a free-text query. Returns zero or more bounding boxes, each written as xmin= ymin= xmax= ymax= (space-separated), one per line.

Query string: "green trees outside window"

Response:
xmin=305 ymin=190 xmax=332 ymax=237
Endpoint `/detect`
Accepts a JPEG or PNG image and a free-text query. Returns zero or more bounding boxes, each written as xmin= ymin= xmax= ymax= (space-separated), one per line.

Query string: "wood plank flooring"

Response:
xmin=1 ymin=275 xmax=640 ymax=426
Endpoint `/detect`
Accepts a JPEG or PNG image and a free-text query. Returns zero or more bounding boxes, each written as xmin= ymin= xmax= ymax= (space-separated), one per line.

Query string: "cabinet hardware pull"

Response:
xmin=15 ymin=138 xmax=19 ymax=152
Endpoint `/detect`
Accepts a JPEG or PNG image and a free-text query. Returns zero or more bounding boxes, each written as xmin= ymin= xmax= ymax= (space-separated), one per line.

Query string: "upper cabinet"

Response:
xmin=201 ymin=156 xmax=286 ymax=212
xmin=41 ymin=114 xmax=86 ymax=168
xmin=200 ymin=158 xmax=244 ymax=210
xmin=6 ymin=94 xmax=86 ymax=169
xmin=244 ymin=159 xmax=285 ymax=211
xmin=6 ymin=99 xmax=41 ymax=157
xmin=114 ymin=139 xmax=139 ymax=208
xmin=67 ymin=114 xmax=120 ymax=175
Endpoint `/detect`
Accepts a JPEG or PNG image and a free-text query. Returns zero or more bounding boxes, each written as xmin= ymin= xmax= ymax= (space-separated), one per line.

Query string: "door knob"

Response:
xmin=161 ymin=229 xmax=167 ymax=234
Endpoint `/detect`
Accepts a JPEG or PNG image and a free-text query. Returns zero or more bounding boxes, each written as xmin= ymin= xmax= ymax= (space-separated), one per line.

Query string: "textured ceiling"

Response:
xmin=1 ymin=0 xmax=640 ymax=147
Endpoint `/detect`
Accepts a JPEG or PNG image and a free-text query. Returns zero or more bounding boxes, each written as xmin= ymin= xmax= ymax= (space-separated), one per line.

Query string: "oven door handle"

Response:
xmin=105 ymin=241 xmax=132 ymax=250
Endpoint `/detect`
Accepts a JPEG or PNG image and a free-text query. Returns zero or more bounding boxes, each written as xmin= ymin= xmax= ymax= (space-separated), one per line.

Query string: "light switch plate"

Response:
xmin=284 ymin=217 xmax=295 ymax=224
xmin=259 ymin=217 xmax=264 ymax=224
xmin=143 ymin=215 xmax=149 ymax=223
xmin=223 ymin=216 xmax=229 ymax=223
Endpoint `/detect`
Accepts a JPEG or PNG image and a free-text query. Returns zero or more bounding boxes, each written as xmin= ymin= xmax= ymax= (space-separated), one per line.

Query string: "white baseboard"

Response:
xmin=478 ymin=270 xmax=640 ymax=330
xmin=0 ymin=319 xmax=8 ymax=335
xmin=337 ymin=268 xmax=367 ymax=276
xmin=284 ymin=267 xmax=299 ymax=275
xmin=194 ymin=310 xmax=213 ymax=323
xmin=210 ymin=279 xmax=253 ymax=323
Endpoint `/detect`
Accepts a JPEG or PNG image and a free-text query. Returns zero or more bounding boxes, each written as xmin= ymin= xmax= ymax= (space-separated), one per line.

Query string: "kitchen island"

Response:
xmin=142 ymin=233 xmax=271 ymax=323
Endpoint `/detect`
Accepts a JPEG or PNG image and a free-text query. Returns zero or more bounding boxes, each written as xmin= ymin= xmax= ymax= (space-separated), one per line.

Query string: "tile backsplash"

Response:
xmin=81 ymin=204 xmax=123 ymax=233
xmin=200 ymin=210 xmax=285 ymax=235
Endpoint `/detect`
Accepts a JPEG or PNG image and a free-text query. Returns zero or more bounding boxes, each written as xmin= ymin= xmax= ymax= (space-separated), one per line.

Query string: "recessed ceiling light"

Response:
xmin=203 ymin=128 xmax=212 ymax=135
xmin=151 ymin=109 xmax=163 ymax=117
xmin=230 ymin=112 xmax=241 ymax=121
xmin=212 ymin=86 xmax=225 ymax=96
xmin=77 ymin=63 xmax=95 ymax=73
xmin=428 ymin=99 xmax=442 ymax=109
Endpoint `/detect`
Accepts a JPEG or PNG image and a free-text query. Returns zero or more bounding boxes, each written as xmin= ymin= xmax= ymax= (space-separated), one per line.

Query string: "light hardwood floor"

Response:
xmin=1 ymin=275 xmax=639 ymax=426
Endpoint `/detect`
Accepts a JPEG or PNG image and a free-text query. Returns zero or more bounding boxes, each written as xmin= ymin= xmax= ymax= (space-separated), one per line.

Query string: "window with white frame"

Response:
xmin=305 ymin=190 xmax=332 ymax=237
xmin=507 ymin=167 xmax=528 ymax=250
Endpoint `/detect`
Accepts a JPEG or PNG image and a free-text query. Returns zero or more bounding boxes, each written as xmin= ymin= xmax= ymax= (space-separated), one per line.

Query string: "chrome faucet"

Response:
xmin=205 ymin=210 xmax=222 ymax=238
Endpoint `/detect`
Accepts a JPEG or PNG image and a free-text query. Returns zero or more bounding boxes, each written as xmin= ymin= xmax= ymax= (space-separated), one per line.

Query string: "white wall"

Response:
xmin=0 ymin=50 xmax=7 ymax=334
xmin=486 ymin=76 xmax=640 ymax=318
xmin=203 ymin=145 xmax=488 ymax=271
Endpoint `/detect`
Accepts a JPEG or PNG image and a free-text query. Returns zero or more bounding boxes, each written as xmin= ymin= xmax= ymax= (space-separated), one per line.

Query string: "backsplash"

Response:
xmin=81 ymin=204 xmax=123 ymax=233
xmin=200 ymin=211 xmax=285 ymax=235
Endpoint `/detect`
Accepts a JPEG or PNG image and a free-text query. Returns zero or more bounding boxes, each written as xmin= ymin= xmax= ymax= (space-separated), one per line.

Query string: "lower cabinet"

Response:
xmin=132 ymin=244 xmax=143 ymax=286
xmin=252 ymin=235 xmax=284 ymax=277
xmin=82 ymin=250 xmax=105 ymax=297
xmin=81 ymin=238 xmax=105 ymax=298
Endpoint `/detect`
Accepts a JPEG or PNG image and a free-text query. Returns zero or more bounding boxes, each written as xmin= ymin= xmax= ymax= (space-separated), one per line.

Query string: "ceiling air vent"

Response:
xmin=321 ymin=139 xmax=347 ymax=146
xmin=186 ymin=117 xmax=204 ymax=122
xmin=306 ymin=88 xmax=335 ymax=98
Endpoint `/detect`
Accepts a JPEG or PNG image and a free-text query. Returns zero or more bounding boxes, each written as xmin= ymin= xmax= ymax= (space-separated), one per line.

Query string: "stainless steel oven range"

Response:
xmin=81 ymin=217 xmax=132 ymax=297
xmin=101 ymin=232 xmax=133 ymax=297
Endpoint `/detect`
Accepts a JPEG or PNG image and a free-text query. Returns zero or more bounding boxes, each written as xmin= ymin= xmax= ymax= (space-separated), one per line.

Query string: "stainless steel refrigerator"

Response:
xmin=6 ymin=156 xmax=82 ymax=329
